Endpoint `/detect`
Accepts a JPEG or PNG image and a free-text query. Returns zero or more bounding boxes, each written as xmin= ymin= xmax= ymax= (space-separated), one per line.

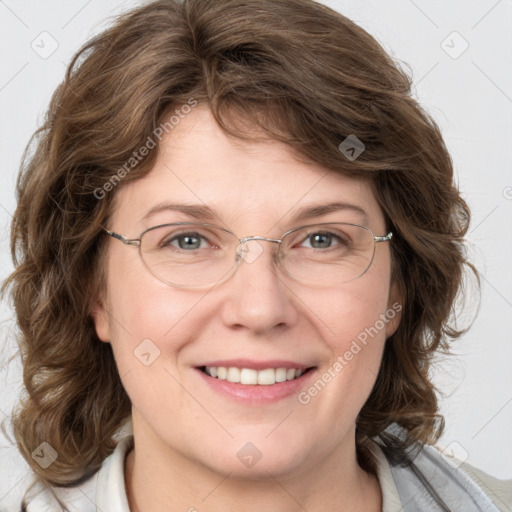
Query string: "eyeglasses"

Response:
xmin=103 ymin=222 xmax=392 ymax=289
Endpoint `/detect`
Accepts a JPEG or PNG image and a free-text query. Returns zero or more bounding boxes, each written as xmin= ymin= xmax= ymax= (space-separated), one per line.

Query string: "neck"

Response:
xmin=124 ymin=424 xmax=382 ymax=512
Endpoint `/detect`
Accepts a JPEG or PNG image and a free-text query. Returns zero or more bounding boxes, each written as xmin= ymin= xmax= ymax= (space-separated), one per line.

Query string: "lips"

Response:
xmin=195 ymin=359 xmax=316 ymax=402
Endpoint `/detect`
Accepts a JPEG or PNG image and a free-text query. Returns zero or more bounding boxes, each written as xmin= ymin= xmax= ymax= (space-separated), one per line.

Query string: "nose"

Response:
xmin=219 ymin=239 xmax=299 ymax=336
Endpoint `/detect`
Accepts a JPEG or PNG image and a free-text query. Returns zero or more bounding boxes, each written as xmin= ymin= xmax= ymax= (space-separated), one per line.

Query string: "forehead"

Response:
xmin=111 ymin=106 xmax=384 ymax=233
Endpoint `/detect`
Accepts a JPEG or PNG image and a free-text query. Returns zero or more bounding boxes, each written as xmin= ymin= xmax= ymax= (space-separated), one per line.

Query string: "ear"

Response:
xmin=90 ymin=296 xmax=111 ymax=343
xmin=385 ymin=281 xmax=403 ymax=339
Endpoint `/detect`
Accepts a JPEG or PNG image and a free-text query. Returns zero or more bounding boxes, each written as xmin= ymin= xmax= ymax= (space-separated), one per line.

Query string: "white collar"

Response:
xmin=95 ymin=435 xmax=133 ymax=511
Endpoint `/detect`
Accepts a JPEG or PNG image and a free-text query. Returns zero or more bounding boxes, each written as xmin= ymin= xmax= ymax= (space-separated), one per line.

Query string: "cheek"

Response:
xmin=301 ymin=266 xmax=392 ymax=412
xmin=319 ymin=268 xmax=391 ymax=352
xmin=324 ymin=291 xmax=388 ymax=385
xmin=105 ymin=281 xmax=204 ymax=431
xmin=104 ymin=262 xmax=203 ymax=382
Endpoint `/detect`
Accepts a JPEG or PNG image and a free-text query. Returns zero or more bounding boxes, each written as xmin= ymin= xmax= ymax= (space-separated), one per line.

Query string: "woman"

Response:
xmin=3 ymin=0 xmax=510 ymax=510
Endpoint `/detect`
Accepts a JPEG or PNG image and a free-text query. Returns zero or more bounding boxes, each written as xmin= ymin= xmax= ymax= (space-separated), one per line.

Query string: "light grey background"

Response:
xmin=1 ymin=0 xmax=511 ymax=509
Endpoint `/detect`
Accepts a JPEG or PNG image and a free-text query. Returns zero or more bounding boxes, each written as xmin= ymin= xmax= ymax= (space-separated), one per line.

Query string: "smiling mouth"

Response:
xmin=200 ymin=366 xmax=315 ymax=385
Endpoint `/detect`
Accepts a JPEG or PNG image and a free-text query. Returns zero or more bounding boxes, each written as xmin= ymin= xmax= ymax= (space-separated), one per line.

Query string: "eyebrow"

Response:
xmin=291 ymin=201 xmax=368 ymax=224
xmin=141 ymin=201 xmax=368 ymax=225
xmin=141 ymin=202 xmax=219 ymax=222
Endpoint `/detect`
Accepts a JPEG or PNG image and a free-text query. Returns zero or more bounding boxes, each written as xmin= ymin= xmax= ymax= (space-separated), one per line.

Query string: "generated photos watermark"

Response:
xmin=31 ymin=442 xmax=58 ymax=469
xmin=237 ymin=442 xmax=263 ymax=468
xmin=297 ymin=302 xmax=402 ymax=405
xmin=93 ymin=98 xmax=198 ymax=200
xmin=338 ymin=134 xmax=365 ymax=161
xmin=134 ymin=338 xmax=161 ymax=366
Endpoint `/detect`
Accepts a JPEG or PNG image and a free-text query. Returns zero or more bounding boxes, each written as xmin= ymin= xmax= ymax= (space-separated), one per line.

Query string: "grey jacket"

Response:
xmin=383 ymin=441 xmax=504 ymax=511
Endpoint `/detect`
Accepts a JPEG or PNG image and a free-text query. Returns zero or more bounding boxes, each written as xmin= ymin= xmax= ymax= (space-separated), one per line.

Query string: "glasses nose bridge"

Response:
xmin=238 ymin=235 xmax=282 ymax=246
xmin=234 ymin=235 xmax=284 ymax=270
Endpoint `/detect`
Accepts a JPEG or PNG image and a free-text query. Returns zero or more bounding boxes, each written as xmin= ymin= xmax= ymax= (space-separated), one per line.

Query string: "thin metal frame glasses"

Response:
xmin=103 ymin=222 xmax=393 ymax=289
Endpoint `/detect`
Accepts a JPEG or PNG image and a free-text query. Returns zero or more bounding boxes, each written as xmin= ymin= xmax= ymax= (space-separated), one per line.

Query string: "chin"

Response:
xmin=195 ymin=435 xmax=311 ymax=479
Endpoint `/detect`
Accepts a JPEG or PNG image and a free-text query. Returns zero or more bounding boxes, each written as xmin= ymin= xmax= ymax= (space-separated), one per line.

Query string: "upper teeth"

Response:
xmin=205 ymin=366 xmax=304 ymax=385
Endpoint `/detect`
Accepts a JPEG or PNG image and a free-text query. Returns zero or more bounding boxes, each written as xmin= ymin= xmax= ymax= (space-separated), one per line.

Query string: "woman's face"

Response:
xmin=93 ymin=105 xmax=401 ymax=478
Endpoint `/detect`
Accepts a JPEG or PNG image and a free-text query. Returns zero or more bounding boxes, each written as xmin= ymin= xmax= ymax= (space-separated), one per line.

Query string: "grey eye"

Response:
xmin=308 ymin=233 xmax=333 ymax=248
xmin=163 ymin=232 xmax=207 ymax=250
xmin=300 ymin=231 xmax=347 ymax=249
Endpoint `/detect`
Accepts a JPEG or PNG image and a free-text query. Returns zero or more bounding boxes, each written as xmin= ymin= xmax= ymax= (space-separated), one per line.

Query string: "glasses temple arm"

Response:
xmin=374 ymin=232 xmax=393 ymax=243
xmin=104 ymin=229 xmax=141 ymax=246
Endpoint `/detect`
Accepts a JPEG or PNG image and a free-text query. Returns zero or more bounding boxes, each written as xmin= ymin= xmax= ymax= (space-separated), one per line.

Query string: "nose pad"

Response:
xmin=236 ymin=239 xmax=265 ymax=264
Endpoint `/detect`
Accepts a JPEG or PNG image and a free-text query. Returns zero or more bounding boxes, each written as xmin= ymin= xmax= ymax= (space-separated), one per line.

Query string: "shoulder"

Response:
xmin=457 ymin=458 xmax=512 ymax=512
xmin=21 ymin=436 xmax=133 ymax=512
xmin=22 ymin=475 xmax=97 ymax=512
xmin=370 ymin=437 xmax=512 ymax=512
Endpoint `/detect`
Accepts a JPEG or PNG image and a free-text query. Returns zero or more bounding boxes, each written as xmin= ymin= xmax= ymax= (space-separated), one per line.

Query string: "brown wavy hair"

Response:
xmin=3 ymin=0 xmax=477 ymax=488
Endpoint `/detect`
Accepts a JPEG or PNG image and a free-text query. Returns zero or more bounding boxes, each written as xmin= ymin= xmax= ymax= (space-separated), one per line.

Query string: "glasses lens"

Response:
xmin=280 ymin=223 xmax=376 ymax=286
xmin=140 ymin=223 xmax=238 ymax=287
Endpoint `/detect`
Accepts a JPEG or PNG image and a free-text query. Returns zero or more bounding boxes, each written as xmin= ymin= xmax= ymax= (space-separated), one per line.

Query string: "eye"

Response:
xmin=163 ymin=231 xmax=211 ymax=251
xmin=300 ymin=230 xmax=348 ymax=250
